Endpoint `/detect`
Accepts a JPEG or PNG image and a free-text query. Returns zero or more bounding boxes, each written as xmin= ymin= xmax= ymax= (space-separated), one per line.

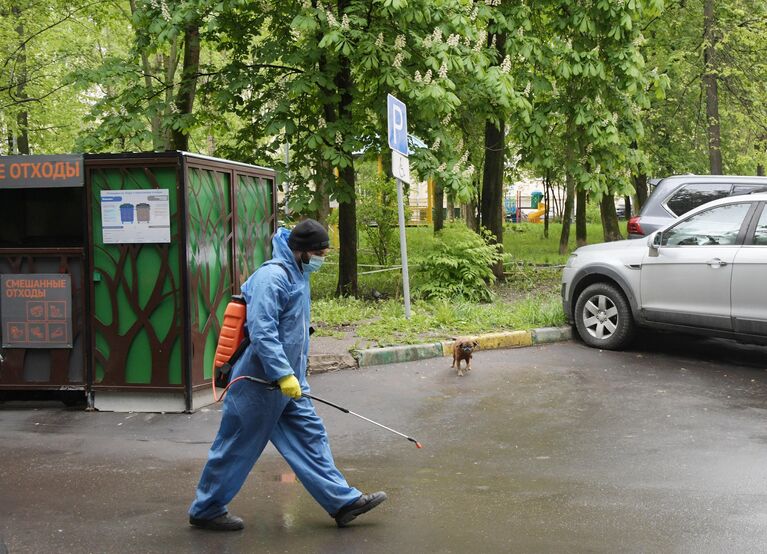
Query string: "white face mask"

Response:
xmin=303 ymin=254 xmax=325 ymax=273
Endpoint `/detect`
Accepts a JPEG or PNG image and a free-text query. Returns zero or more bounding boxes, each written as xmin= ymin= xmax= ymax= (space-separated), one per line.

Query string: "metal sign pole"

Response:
xmin=387 ymin=94 xmax=412 ymax=319
xmin=395 ymin=177 xmax=412 ymax=319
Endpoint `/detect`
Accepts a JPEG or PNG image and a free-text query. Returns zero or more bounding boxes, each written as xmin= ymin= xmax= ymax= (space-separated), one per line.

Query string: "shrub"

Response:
xmin=414 ymin=223 xmax=502 ymax=302
xmin=356 ymin=174 xmax=405 ymax=266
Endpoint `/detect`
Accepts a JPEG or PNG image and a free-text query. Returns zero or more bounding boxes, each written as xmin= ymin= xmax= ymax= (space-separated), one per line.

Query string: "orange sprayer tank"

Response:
xmin=213 ymin=296 xmax=247 ymax=371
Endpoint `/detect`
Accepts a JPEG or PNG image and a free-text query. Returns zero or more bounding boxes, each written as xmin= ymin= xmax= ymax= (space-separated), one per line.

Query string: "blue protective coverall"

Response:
xmin=189 ymin=228 xmax=361 ymax=520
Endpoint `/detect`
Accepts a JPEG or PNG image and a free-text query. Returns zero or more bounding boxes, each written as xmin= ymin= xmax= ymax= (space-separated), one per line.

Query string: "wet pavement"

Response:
xmin=2 ymin=333 xmax=767 ymax=553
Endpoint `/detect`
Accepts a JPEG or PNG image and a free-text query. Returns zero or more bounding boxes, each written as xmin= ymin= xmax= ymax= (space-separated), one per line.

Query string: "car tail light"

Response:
xmin=627 ymin=216 xmax=644 ymax=236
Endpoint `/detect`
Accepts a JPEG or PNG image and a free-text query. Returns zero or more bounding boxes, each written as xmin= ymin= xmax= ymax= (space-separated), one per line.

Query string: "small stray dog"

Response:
xmin=451 ymin=337 xmax=478 ymax=377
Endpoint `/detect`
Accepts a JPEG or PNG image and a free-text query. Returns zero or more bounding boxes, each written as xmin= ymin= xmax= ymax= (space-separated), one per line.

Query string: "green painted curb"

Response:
xmin=355 ymin=342 xmax=444 ymax=368
xmin=532 ymin=326 xmax=573 ymax=344
xmin=353 ymin=326 xmax=573 ymax=368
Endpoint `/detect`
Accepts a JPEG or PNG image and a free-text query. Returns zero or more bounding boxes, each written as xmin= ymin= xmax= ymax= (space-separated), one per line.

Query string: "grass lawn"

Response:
xmin=310 ymin=221 xmax=611 ymax=347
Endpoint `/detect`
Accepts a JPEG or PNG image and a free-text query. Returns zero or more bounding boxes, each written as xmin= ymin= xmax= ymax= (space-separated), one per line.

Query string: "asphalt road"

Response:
xmin=2 ymin=333 xmax=767 ymax=553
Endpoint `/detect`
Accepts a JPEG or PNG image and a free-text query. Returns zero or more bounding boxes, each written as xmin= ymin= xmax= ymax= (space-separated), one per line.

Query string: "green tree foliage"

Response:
xmin=640 ymin=0 xmax=767 ymax=176
xmin=0 ymin=0 xmax=119 ymax=154
xmin=75 ymin=0 xmax=242 ymax=153
xmin=5 ymin=0 xmax=767 ymax=297
xmin=513 ymin=0 xmax=667 ymax=246
xmin=206 ymin=0 xmax=488 ymax=295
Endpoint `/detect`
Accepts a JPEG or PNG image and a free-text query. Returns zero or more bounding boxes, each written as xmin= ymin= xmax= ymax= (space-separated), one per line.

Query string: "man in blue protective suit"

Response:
xmin=188 ymin=218 xmax=386 ymax=531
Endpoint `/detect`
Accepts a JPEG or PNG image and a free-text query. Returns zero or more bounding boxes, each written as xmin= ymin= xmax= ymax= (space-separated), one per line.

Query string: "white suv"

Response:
xmin=562 ymin=193 xmax=767 ymax=350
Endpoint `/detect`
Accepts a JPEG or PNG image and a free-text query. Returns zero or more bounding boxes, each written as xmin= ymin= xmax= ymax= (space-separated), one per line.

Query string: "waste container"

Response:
xmin=135 ymin=202 xmax=150 ymax=223
xmin=0 ymin=151 xmax=276 ymax=412
xmin=119 ymin=203 xmax=134 ymax=223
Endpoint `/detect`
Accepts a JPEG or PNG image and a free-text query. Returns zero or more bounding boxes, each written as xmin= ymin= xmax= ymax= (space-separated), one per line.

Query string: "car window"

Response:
xmin=665 ymin=183 xmax=732 ymax=216
xmin=732 ymin=184 xmax=767 ymax=196
xmin=753 ymin=207 xmax=767 ymax=246
xmin=661 ymin=202 xmax=751 ymax=247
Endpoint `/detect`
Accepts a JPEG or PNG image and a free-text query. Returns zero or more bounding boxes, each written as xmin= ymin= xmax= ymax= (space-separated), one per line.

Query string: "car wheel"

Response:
xmin=574 ymin=282 xmax=635 ymax=350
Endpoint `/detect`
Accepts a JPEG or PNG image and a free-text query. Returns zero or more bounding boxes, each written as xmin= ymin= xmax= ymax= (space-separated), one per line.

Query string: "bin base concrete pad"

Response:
xmin=94 ymin=387 xmax=215 ymax=413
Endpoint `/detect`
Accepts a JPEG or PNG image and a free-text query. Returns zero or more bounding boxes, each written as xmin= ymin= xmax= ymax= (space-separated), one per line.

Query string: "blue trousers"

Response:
xmin=189 ymin=381 xmax=361 ymax=520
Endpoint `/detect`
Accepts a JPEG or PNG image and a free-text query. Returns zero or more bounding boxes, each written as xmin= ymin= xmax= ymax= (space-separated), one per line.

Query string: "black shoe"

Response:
xmin=334 ymin=491 xmax=387 ymax=528
xmin=189 ymin=512 xmax=244 ymax=531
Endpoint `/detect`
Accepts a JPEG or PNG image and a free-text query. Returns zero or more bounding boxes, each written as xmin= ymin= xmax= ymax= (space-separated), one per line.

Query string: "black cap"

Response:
xmin=288 ymin=218 xmax=330 ymax=252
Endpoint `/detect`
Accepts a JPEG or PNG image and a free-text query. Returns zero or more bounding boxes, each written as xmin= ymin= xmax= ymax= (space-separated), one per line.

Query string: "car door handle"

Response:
xmin=706 ymin=258 xmax=727 ymax=268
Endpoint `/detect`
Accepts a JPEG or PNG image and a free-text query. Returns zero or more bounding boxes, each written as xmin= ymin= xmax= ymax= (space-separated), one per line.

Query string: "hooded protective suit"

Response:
xmin=189 ymin=228 xmax=361 ymax=520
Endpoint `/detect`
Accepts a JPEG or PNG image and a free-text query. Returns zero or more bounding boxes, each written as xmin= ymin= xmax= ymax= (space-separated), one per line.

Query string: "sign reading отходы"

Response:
xmin=1 ymin=274 xmax=73 ymax=349
xmin=0 ymin=154 xmax=83 ymax=189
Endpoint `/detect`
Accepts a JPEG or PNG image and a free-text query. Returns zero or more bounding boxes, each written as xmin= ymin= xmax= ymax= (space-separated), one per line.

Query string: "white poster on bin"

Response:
xmin=100 ymin=189 xmax=171 ymax=244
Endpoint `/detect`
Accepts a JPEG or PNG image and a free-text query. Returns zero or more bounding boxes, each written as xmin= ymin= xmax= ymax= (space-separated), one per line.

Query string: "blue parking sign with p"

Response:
xmin=387 ymin=94 xmax=408 ymax=156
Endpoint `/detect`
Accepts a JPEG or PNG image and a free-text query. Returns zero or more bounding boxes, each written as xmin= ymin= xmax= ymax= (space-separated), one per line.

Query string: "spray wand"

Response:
xmin=218 ymin=374 xmax=422 ymax=449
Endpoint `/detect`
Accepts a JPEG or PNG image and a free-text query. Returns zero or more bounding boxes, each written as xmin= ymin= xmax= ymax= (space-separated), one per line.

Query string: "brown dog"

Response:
xmin=451 ymin=337 xmax=478 ymax=377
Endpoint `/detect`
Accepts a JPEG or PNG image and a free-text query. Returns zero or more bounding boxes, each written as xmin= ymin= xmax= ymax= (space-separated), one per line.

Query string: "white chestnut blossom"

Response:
xmin=500 ymin=55 xmax=512 ymax=73
xmin=474 ymin=30 xmax=487 ymax=52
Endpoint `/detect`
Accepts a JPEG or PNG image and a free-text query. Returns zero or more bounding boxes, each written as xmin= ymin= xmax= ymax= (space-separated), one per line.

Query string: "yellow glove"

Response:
xmin=277 ymin=375 xmax=302 ymax=399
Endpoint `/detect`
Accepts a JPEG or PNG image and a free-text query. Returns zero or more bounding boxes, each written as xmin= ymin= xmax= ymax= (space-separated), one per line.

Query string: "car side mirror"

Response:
xmin=648 ymin=232 xmax=661 ymax=256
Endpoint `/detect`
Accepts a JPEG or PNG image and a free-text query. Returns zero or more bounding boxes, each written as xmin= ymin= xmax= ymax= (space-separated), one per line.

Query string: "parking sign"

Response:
xmin=387 ymin=94 xmax=408 ymax=156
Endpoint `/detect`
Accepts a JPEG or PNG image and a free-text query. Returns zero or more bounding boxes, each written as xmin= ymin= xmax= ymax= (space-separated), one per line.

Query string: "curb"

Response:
xmin=352 ymin=326 xmax=573 ymax=368
xmin=307 ymin=353 xmax=358 ymax=374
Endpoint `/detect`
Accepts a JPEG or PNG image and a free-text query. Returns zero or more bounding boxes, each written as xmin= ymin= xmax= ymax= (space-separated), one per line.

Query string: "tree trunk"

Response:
xmin=129 ymin=0 xmax=162 ymax=150
xmin=543 ymin=171 xmax=550 ymax=239
xmin=624 ymin=195 xmax=632 ymax=220
xmin=447 ymin=195 xmax=455 ymax=221
xmin=703 ymin=0 xmax=722 ymax=174
xmin=314 ymin=160 xmax=332 ymax=224
xmin=13 ymin=6 xmax=29 ymax=154
xmin=170 ymin=24 xmax=200 ymax=151
xmin=433 ymin=180 xmax=444 ymax=233
xmin=600 ymin=194 xmax=622 ymax=242
xmin=633 ymin=173 xmax=648 ymax=210
xmin=576 ymin=188 xmax=587 ymax=247
xmin=559 ymin=143 xmax=576 ymax=255
xmin=464 ymin=201 xmax=478 ymax=231
xmin=481 ymin=119 xmax=505 ymax=281
xmin=334 ymin=30 xmax=357 ymax=296
xmin=336 ymin=167 xmax=357 ymax=296
xmin=163 ymin=43 xmax=179 ymax=149
xmin=480 ymin=30 xmax=507 ymax=281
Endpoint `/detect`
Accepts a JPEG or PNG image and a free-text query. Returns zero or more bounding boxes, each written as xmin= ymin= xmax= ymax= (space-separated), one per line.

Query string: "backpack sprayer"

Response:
xmin=211 ymin=296 xmax=422 ymax=449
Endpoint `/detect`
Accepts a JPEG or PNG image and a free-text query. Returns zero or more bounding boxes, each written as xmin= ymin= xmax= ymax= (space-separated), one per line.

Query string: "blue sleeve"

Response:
xmin=245 ymin=265 xmax=294 ymax=381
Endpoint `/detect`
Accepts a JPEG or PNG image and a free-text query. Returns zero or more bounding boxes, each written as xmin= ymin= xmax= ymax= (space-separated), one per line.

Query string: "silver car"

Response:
xmin=563 ymin=193 xmax=767 ymax=350
xmin=627 ymin=175 xmax=767 ymax=239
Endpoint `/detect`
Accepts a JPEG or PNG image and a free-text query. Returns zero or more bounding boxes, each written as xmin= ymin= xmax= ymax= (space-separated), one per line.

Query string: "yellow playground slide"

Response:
xmin=528 ymin=202 xmax=546 ymax=223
